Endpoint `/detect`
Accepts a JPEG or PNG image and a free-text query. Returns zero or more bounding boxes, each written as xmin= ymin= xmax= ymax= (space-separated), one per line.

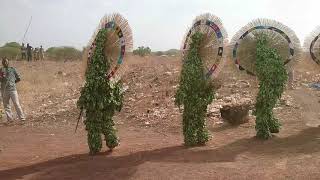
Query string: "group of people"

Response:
xmin=21 ymin=43 xmax=45 ymax=61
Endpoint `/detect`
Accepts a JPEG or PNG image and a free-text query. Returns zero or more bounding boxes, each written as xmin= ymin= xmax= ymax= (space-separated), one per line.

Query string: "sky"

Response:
xmin=0 ymin=0 xmax=318 ymax=51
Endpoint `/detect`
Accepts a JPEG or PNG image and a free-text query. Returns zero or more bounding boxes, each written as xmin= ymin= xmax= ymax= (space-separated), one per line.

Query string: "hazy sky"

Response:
xmin=0 ymin=0 xmax=318 ymax=51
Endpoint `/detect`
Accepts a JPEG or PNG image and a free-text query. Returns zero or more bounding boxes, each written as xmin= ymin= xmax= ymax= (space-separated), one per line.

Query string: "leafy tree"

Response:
xmin=254 ymin=35 xmax=287 ymax=139
xmin=133 ymin=46 xmax=151 ymax=57
xmin=175 ymin=32 xmax=214 ymax=146
xmin=77 ymin=28 xmax=124 ymax=154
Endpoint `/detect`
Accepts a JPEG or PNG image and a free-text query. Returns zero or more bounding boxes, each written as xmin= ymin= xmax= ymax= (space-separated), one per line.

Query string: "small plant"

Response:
xmin=175 ymin=32 xmax=214 ymax=146
xmin=77 ymin=28 xmax=124 ymax=154
xmin=254 ymin=35 xmax=287 ymax=139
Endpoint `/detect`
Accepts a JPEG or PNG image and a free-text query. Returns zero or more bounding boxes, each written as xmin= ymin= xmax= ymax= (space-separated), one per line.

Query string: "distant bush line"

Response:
xmin=153 ymin=49 xmax=180 ymax=56
xmin=0 ymin=42 xmax=82 ymax=61
xmin=46 ymin=46 xmax=82 ymax=61
xmin=132 ymin=46 xmax=180 ymax=57
xmin=0 ymin=42 xmax=21 ymax=59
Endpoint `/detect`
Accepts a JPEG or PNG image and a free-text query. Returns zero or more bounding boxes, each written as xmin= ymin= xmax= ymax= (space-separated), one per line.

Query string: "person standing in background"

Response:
xmin=0 ymin=57 xmax=26 ymax=124
xmin=39 ymin=45 xmax=45 ymax=60
xmin=34 ymin=48 xmax=40 ymax=61
xmin=33 ymin=48 xmax=37 ymax=61
xmin=21 ymin=43 xmax=26 ymax=60
xmin=26 ymin=43 xmax=32 ymax=62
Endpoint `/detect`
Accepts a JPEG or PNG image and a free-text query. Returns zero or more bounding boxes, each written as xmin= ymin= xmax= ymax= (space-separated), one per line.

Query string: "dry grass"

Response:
xmin=8 ymin=60 xmax=83 ymax=113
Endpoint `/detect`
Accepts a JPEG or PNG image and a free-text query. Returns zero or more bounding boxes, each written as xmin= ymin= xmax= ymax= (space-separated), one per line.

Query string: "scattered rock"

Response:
xmin=220 ymin=104 xmax=250 ymax=125
xmin=223 ymin=97 xmax=232 ymax=103
xmin=57 ymin=71 xmax=67 ymax=76
xmin=212 ymin=79 xmax=223 ymax=90
xmin=280 ymin=94 xmax=294 ymax=107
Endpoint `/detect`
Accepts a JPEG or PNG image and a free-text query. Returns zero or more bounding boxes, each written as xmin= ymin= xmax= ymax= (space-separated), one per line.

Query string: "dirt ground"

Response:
xmin=0 ymin=55 xmax=320 ymax=180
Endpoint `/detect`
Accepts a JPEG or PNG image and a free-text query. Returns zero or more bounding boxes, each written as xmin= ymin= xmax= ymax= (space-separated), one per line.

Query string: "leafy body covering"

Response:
xmin=175 ymin=32 xmax=214 ymax=146
xmin=77 ymin=29 xmax=124 ymax=154
xmin=255 ymin=35 xmax=287 ymax=139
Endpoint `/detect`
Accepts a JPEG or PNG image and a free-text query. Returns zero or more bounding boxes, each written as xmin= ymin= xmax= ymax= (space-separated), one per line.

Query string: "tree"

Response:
xmin=133 ymin=46 xmax=151 ymax=57
xmin=77 ymin=28 xmax=124 ymax=154
xmin=254 ymin=35 xmax=287 ymax=139
xmin=175 ymin=32 xmax=214 ymax=146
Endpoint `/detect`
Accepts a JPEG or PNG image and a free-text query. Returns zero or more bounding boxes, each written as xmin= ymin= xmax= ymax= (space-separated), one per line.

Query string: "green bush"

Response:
xmin=175 ymin=32 xmax=214 ymax=146
xmin=46 ymin=46 xmax=81 ymax=60
xmin=254 ymin=35 xmax=287 ymax=139
xmin=133 ymin=46 xmax=151 ymax=57
xmin=0 ymin=47 xmax=20 ymax=59
xmin=0 ymin=42 xmax=21 ymax=59
xmin=4 ymin=42 xmax=21 ymax=48
xmin=77 ymin=28 xmax=123 ymax=155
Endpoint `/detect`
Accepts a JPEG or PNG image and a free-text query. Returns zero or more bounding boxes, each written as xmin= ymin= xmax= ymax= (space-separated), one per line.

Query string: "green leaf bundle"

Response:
xmin=77 ymin=28 xmax=124 ymax=154
xmin=175 ymin=32 xmax=214 ymax=146
xmin=255 ymin=35 xmax=288 ymax=139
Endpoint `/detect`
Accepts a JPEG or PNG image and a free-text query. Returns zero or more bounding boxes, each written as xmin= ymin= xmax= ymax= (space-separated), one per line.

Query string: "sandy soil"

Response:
xmin=0 ymin=56 xmax=319 ymax=180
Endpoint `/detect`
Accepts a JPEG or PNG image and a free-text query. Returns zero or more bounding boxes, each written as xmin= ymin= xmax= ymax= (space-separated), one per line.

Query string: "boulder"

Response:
xmin=220 ymin=103 xmax=250 ymax=125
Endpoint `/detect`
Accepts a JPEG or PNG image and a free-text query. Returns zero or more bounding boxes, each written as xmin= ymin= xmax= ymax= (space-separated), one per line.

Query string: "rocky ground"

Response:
xmin=0 ymin=56 xmax=319 ymax=179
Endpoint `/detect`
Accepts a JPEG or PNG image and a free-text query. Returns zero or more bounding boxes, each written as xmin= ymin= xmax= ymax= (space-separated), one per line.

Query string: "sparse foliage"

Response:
xmin=175 ymin=32 xmax=214 ymax=146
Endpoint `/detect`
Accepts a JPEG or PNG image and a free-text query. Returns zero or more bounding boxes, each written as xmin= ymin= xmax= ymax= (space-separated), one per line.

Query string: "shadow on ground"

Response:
xmin=0 ymin=127 xmax=319 ymax=180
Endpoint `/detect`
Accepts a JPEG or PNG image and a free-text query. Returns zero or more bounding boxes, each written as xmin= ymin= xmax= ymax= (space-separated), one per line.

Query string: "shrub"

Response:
xmin=0 ymin=47 xmax=20 ymax=59
xmin=4 ymin=42 xmax=21 ymax=48
xmin=46 ymin=46 xmax=82 ymax=60
xmin=0 ymin=42 xmax=21 ymax=59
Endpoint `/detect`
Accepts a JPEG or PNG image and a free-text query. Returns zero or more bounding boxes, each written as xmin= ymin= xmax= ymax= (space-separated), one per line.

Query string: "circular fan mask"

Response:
xmin=310 ymin=35 xmax=320 ymax=64
xmin=231 ymin=19 xmax=300 ymax=75
xmin=87 ymin=14 xmax=133 ymax=81
xmin=305 ymin=27 xmax=320 ymax=65
xmin=182 ymin=13 xmax=227 ymax=78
